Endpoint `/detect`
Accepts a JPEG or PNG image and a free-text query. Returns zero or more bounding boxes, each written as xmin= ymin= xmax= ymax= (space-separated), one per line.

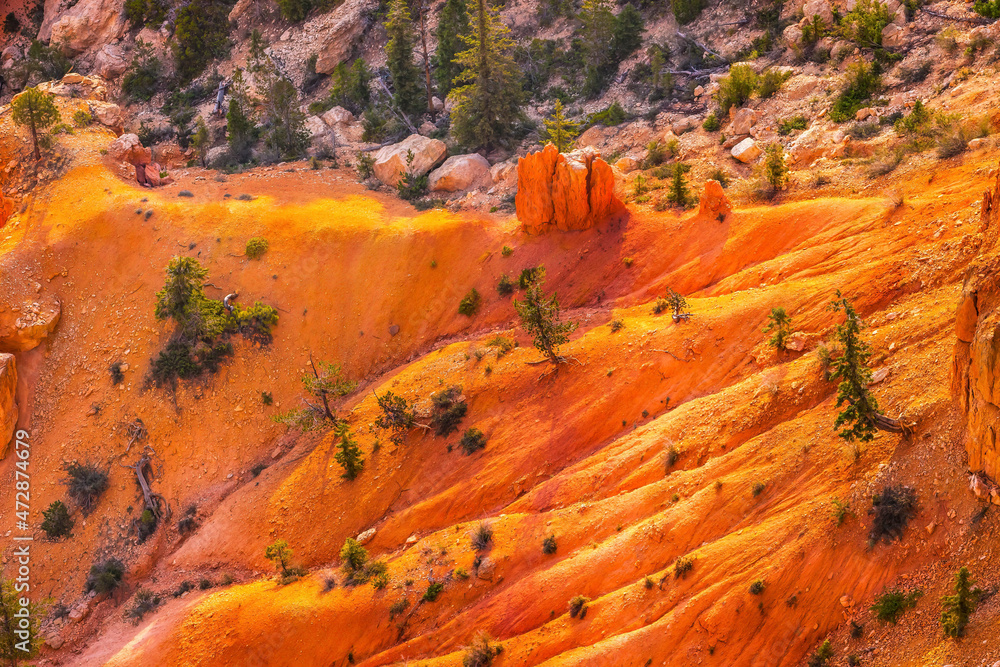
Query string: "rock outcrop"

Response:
xmin=429 ymin=154 xmax=492 ymax=193
xmin=515 ymin=144 xmax=621 ymax=234
xmin=0 ymin=195 xmax=13 ymax=229
xmin=313 ymin=0 xmax=379 ymax=74
xmin=953 ymin=162 xmax=1000 ymax=478
xmin=373 ymin=135 xmax=448 ymax=187
xmin=44 ymin=0 xmax=126 ymax=56
xmin=698 ymin=180 xmax=732 ymax=220
xmin=788 ymin=125 xmax=848 ymax=166
xmin=0 ymin=354 xmax=16 ymax=459
xmin=0 ymin=297 xmax=61 ymax=352
xmin=94 ymin=44 xmax=128 ymax=79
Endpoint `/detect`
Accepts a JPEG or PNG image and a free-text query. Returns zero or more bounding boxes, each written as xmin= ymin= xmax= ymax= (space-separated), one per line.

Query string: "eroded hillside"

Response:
xmin=1 ymin=87 xmax=999 ymax=666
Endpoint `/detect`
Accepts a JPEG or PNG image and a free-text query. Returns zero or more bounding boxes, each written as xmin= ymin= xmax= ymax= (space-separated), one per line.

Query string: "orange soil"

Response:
xmin=1 ymin=115 xmax=999 ymax=667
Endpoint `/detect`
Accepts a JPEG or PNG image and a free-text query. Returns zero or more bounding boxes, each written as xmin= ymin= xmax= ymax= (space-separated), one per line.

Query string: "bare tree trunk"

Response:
xmin=309 ymin=355 xmax=334 ymax=421
xmin=418 ymin=0 xmax=434 ymax=115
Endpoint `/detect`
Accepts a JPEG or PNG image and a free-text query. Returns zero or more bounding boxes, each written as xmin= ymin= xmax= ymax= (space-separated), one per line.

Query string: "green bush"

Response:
xmin=702 ymin=112 xmax=720 ymax=132
xmin=73 ymin=109 xmax=93 ymax=127
xmin=422 ymin=581 xmax=445 ymax=602
xmin=542 ymin=535 xmax=557 ymax=554
xmin=463 ymin=633 xmax=503 ymax=667
xmin=277 ymin=0 xmax=312 ymax=21
xmin=64 ymin=462 xmax=108 ymax=515
xmin=125 ymin=589 xmax=161 ymax=624
xmin=749 ymin=579 xmax=766 ymax=595
xmin=716 ymin=64 xmax=758 ymax=115
xmin=460 ymin=427 xmax=487 ymax=455
xmin=3 ymin=12 xmax=20 ymax=34
xmin=85 ymin=558 xmax=125 ymax=594
xmin=829 ymin=61 xmax=881 ymax=123
xmin=777 ymin=115 xmax=807 ymax=135
xmin=752 ymin=481 xmax=766 ymax=497
xmin=568 ymin=594 xmax=589 ymax=618
xmin=975 ymin=0 xmax=1000 ymax=19
xmin=674 ymin=554 xmax=694 ymax=578
xmin=245 ymin=237 xmax=269 ymax=259
xmin=397 ymin=150 xmax=429 ymax=201
xmin=41 ymin=500 xmax=74 ymax=539
xmin=172 ymin=0 xmax=233 ymax=83
xmin=328 ymin=59 xmax=373 ymax=115
xmin=459 ymin=288 xmax=482 ymax=316
xmin=840 ymin=0 xmax=893 ymax=48
xmin=518 ymin=266 xmax=543 ymax=289
xmin=757 ymin=69 xmax=791 ymax=98
xmin=587 ymin=101 xmax=627 ymax=127
xmin=431 ymin=385 xmax=467 ymax=436
xmin=672 ymin=0 xmax=707 ymax=24
xmin=471 ymin=521 xmax=493 ymax=550
xmin=496 ymin=274 xmax=514 ymax=297
xmin=941 ymin=566 xmax=980 ymax=637
xmin=869 ymin=485 xmax=917 ymax=544
xmin=121 ymin=39 xmax=161 ymax=102
xmin=807 ymin=639 xmax=834 ymax=667
xmin=872 ymin=588 xmax=922 ymax=623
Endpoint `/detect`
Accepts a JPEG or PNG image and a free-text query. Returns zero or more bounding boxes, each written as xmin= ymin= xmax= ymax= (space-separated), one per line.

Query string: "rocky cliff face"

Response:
xmin=0 ymin=353 xmax=16 ymax=459
xmin=953 ymin=161 xmax=1000 ymax=478
xmin=515 ymin=144 xmax=622 ymax=234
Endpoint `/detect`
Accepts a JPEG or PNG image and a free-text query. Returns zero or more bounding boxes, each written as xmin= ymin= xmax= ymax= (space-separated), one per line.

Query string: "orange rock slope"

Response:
xmin=1 ymin=122 xmax=1000 ymax=667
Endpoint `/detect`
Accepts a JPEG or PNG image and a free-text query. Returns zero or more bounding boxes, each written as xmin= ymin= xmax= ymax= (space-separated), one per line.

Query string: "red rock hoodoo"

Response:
xmin=515 ymin=143 xmax=621 ymax=234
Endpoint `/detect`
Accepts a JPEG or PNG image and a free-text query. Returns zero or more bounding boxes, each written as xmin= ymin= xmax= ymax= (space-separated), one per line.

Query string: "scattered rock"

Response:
xmin=614 ymin=155 xmax=641 ymax=173
xmin=356 ymin=528 xmax=376 ymax=544
xmin=373 ymin=134 xmax=448 ymax=187
xmin=405 ymin=534 xmax=418 ymax=545
xmin=304 ymin=115 xmax=328 ymax=139
xmin=90 ymin=102 xmax=123 ymax=130
xmin=731 ymin=138 xmax=761 ymax=163
xmin=475 ymin=556 xmax=496 ymax=580
xmin=788 ymin=126 xmax=848 ymax=166
xmin=515 ymin=144 xmax=622 ymax=234
xmin=729 ymin=108 xmax=759 ymax=136
xmin=969 ymin=138 xmax=989 ymax=151
xmin=428 ymin=154 xmax=492 ymax=193
xmin=321 ymin=106 xmax=354 ymax=126
xmin=0 ymin=298 xmax=61 ymax=353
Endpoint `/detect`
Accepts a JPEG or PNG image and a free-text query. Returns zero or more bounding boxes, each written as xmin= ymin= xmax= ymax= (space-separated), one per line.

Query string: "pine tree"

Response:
xmin=941 ymin=566 xmax=979 ymax=638
xmin=764 ymin=307 xmax=792 ymax=350
xmin=764 ymin=143 xmax=788 ymax=192
xmin=579 ymin=0 xmax=615 ymax=96
xmin=667 ymin=164 xmax=690 ymax=207
xmin=450 ymin=0 xmax=523 ymax=151
xmin=11 ymin=86 xmax=60 ymax=161
xmin=373 ymin=391 xmax=418 ymax=446
xmin=542 ymin=100 xmax=579 ymax=152
xmin=274 ymin=357 xmax=358 ymax=430
xmin=514 ymin=267 xmax=578 ymax=363
xmin=263 ymin=78 xmax=310 ymax=159
xmin=226 ymin=68 xmax=258 ymax=163
xmin=385 ymin=0 xmax=425 ymax=117
xmin=416 ymin=0 xmax=434 ymax=113
xmin=333 ymin=422 xmax=364 ymax=480
xmin=435 ymin=0 xmax=469 ymax=97
xmin=827 ymin=292 xmax=904 ymax=440
xmin=264 ymin=539 xmax=294 ymax=576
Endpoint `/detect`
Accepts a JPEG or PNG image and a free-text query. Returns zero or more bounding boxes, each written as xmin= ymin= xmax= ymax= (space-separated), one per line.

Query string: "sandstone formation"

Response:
xmin=45 ymin=0 xmax=126 ymax=56
xmin=373 ymin=134 xmax=448 ymax=187
xmin=313 ymin=0 xmax=379 ymax=74
xmin=0 ymin=354 xmax=15 ymax=459
xmin=93 ymin=44 xmax=128 ymax=79
xmin=108 ymin=133 xmax=151 ymax=166
xmin=0 ymin=195 xmax=13 ymax=229
xmin=0 ymin=297 xmax=61 ymax=352
xmin=698 ymin=179 xmax=732 ymax=220
xmin=428 ymin=154 xmax=492 ymax=193
xmin=953 ymin=162 xmax=1000 ymax=478
xmin=515 ymin=144 xmax=621 ymax=234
